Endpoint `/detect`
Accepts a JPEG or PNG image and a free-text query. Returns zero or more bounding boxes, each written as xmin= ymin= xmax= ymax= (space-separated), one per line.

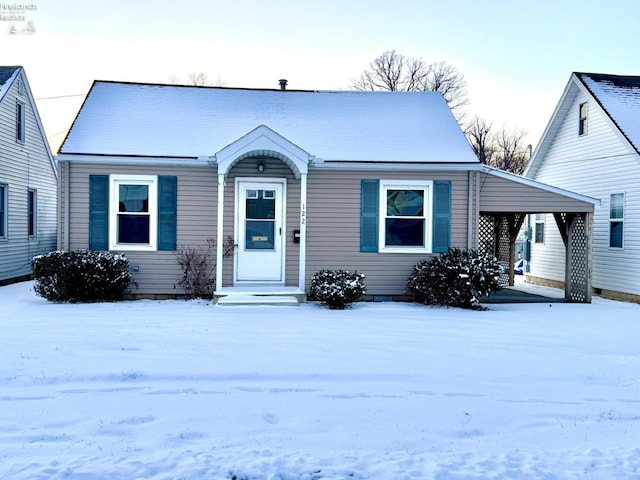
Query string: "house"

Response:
xmin=0 ymin=66 xmax=57 ymax=285
xmin=525 ymin=72 xmax=640 ymax=303
xmin=56 ymin=80 xmax=598 ymax=303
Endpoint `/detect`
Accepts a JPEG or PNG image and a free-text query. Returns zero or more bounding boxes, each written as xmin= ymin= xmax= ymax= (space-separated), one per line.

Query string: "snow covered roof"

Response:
xmin=576 ymin=73 xmax=640 ymax=154
xmin=0 ymin=66 xmax=20 ymax=101
xmin=59 ymin=81 xmax=478 ymax=164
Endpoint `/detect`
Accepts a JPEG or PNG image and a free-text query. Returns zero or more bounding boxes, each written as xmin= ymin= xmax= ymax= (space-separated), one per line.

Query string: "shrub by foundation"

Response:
xmin=406 ymin=248 xmax=501 ymax=309
xmin=31 ymin=250 xmax=132 ymax=302
xmin=308 ymin=270 xmax=366 ymax=309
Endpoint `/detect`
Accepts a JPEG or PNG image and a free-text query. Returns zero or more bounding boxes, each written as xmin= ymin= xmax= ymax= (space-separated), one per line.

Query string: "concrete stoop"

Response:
xmin=215 ymin=294 xmax=300 ymax=306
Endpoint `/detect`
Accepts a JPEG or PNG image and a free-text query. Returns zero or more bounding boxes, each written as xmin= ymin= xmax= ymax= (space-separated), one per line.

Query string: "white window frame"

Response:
xmin=0 ymin=183 xmax=7 ymax=239
xmin=27 ymin=188 xmax=36 ymax=238
xmin=109 ymin=174 xmax=158 ymax=251
xmin=534 ymin=213 xmax=545 ymax=244
xmin=609 ymin=193 xmax=624 ymax=249
xmin=16 ymin=101 xmax=25 ymax=144
xmin=578 ymin=101 xmax=588 ymax=136
xmin=378 ymin=180 xmax=433 ymax=253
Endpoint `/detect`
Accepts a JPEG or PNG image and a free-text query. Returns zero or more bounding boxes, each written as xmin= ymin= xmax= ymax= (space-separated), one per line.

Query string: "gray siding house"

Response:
xmin=526 ymin=72 xmax=640 ymax=303
xmin=57 ymin=80 xmax=597 ymax=303
xmin=0 ymin=66 xmax=57 ymax=285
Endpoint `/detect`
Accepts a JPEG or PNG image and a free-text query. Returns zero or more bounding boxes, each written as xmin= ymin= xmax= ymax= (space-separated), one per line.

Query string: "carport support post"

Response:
xmin=564 ymin=212 xmax=593 ymax=303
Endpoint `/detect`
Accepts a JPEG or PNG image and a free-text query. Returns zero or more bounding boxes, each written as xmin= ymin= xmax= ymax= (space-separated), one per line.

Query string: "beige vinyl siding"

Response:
xmin=306 ymin=169 xmax=470 ymax=296
xmin=60 ymin=161 xmax=218 ymax=295
xmin=0 ymin=70 xmax=57 ymax=283
xmin=478 ymin=172 xmax=593 ymax=213
xmin=531 ymin=90 xmax=640 ymax=296
xmin=223 ymin=157 xmax=300 ymax=287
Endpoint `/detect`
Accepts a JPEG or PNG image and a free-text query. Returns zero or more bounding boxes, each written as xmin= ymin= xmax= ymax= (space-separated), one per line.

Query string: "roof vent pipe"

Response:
xmin=279 ymin=79 xmax=288 ymax=90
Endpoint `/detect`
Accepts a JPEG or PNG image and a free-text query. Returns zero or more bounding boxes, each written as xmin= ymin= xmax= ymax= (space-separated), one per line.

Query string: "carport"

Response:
xmin=474 ymin=167 xmax=599 ymax=303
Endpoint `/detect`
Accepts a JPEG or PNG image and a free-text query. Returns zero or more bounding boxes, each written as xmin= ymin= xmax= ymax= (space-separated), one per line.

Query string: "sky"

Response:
xmin=3 ymin=0 xmax=640 ymax=153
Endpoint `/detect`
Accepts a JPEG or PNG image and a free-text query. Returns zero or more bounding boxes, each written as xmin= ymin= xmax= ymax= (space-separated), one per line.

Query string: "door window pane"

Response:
xmin=246 ymin=189 xmax=275 ymax=220
xmin=245 ymin=220 xmax=275 ymax=249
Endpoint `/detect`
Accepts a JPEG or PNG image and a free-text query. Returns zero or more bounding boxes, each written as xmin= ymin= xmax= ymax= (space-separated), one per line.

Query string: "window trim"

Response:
xmin=578 ymin=101 xmax=588 ymax=136
xmin=16 ymin=101 xmax=25 ymax=144
xmin=0 ymin=183 xmax=7 ymax=239
xmin=108 ymin=174 xmax=158 ymax=251
xmin=378 ymin=179 xmax=433 ymax=253
xmin=609 ymin=192 xmax=624 ymax=249
xmin=27 ymin=188 xmax=36 ymax=238
xmin=534 ymin=213 xmax=545 ymax=244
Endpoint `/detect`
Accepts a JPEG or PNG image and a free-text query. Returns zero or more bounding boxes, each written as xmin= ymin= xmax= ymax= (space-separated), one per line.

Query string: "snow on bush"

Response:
xmin=406 ymin=248 xmax=501 ymax=309
xmin=31 ymin=250 xmax=132 ymax=302
xmin=308 ymin=269 xmax=366 ymax=309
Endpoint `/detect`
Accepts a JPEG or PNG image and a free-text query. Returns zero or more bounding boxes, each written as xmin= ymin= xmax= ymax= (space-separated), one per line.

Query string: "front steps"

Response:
xmin=214 ymin=286 xmax=305 ymax=306
xmin=216 ymin=294 xmax=300 ymax=306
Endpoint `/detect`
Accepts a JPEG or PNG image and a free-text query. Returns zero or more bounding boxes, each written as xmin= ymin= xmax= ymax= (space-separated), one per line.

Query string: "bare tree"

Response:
xmin=351 ymin=50 xmax=468 ymax=116
xmin=493 ymin=127 xmax=529 ymax=175
xmin=169 ymin=72 xmax=226 ymax=87
xmin=466 ymin=116 xmax=495 ymax=165
xmin=465 ymin=117 xmax=530 ymax=175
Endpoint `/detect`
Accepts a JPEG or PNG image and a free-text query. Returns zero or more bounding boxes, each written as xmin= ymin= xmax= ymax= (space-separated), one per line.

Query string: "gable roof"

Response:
xmin=526 ymin=72 xmax=640 ymax=177
xmin=59 ymin=80 xmax=478 ymax=164
xmin=0 ymin=66 xmax=20 ymax=101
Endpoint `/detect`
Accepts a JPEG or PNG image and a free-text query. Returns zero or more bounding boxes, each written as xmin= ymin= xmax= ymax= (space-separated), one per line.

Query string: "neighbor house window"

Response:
xmin=0 ymin=184 xmax=7 ymax=238
xmin=16 ymin=101 xmax=25 ymax=143
xmin=609 ymin=193 xmax=624 ymax=248
xmin=578 ymin=102 xmax=588 ymax=136
xmin=534 ymin=213 xmax=545 ymax=243
xmin=109 ymin=175 xmax=158 ymax=251
xmin=27 ymin=189 xmax=36 ymax=237
xmin=379 ymin=180 xmax=432 ymax=252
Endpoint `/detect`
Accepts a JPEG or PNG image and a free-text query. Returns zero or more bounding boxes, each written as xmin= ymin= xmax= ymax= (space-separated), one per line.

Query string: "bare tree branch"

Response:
xmin=465 ymin=116 xmax=494 ymax=165
xmin=351 ymin=51 xmax=469 ymax=119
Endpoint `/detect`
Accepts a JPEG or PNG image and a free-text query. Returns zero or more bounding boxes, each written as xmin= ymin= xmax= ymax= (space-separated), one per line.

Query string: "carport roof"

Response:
xmin=478 ymin=166 xmax=599 ymax=213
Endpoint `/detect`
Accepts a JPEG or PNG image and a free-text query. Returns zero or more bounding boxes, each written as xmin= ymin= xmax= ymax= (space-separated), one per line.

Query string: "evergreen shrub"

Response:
xmin=406 ymin=248 xmax=501 ymax=309
xmin=308 ymin=269 xmax=366 ymax=309
xmin=31 ymin=250 xmax=132 ymax=302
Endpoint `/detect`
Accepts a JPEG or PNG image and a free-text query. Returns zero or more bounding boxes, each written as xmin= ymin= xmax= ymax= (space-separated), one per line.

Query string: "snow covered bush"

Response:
xmin=406 ymin=248 xmax=502 ymax=309
xmin=31 ymin=250 xmax=132 ymax=302
xmin=308 ymin=269 xmax=366 ymax=309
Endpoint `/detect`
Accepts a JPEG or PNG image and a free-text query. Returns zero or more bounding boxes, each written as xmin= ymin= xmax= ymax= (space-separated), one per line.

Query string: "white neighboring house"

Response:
xmin=0 ymin=66 xmax=57 ymax=285
xmin=525 ymin=72 xmax=640 ymax=303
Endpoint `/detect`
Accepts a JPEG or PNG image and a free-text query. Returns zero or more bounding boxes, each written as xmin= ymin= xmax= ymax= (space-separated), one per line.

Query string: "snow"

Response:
xmin=59 ymin=82 xmax=478 ymax=164
xmin=2 ymin=280 xmax=640 ymax=479
xmin=579 ymin=73 xmax=640 ymax=154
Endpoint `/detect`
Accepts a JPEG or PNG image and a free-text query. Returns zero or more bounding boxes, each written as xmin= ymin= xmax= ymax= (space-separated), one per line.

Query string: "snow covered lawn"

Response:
xmin=1 ymin=281 xmax=640 ymax=479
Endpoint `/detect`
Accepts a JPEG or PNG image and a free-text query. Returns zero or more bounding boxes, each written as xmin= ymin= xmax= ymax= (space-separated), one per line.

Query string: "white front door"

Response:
xmin=235 ymin=180 xmax=285 ymax=283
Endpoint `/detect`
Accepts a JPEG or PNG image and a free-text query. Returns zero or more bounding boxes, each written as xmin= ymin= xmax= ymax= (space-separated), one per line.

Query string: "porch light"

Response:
xmin=257 ymin=161 xmax=266 ymax=172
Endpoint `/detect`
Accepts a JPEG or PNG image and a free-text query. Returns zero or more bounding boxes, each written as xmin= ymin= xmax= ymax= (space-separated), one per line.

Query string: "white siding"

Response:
xmin=530 ymin=89 xmax=640 ymax=296
xmin=0 ymin=70 xmax=57 ymax=283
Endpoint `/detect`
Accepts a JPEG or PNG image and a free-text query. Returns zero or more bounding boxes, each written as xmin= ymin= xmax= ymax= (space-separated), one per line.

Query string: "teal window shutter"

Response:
xmin=89 ymin=175 xmax=109 ymax=250
xmin=157 ymin=176 xmax=177 ymax=251
xmin=360 ymin=179 xmax=379 ymax=252
xmin=432 ymin=180 xmax=451 ymax=253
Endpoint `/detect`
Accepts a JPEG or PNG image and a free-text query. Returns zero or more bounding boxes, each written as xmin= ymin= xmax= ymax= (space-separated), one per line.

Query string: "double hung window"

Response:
xmin=379 ymin=180 xmax=432 ymax=252
xmin=109 ymin=175 xmax=158 ymax=250
xmin=609 ymin=193 xmax=624 ymax=249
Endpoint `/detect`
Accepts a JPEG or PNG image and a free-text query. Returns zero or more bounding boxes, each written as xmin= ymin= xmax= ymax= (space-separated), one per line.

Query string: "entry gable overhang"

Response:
xmin=214 ymin=125 xmax=310 ymax=179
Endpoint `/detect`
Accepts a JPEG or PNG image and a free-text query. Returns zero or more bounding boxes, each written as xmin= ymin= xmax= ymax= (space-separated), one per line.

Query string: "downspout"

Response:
xmin=63 ymin=160 xmax=70 ymax=250
xmin=215 ymin=173 xmax=225 ymax=292
xmin=298 ymin=172 xmax=307 ymax=291
xmin=474 ymin=170 xmax=480 ymax=249
xmin=467 ymin=170 xmax=474 ymax=248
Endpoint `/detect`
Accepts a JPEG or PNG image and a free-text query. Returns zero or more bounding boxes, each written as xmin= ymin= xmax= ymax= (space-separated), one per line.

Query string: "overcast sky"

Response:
xmin=4 ymin=0 xmax=640 ymax=153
